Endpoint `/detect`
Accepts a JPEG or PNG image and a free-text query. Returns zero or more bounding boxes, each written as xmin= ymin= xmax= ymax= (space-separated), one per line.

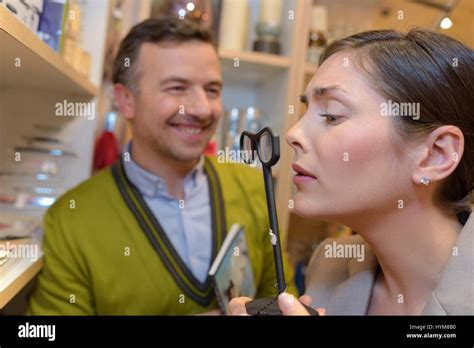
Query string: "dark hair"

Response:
xmin=112 ymin=17 xmax=215 ymax=92
xmin=319 ymin=29 xmax=474 ymax=222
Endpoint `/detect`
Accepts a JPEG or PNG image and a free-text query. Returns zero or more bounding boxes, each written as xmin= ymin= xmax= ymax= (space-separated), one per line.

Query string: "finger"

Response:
xmin=278 ymin=292 xmax=311 ymax=315
xmin=196 ymin=309 xmax=222 ymax=316
xmin=298 ymin=295 xmax=312 ymax=307
xmin=228 ymin=297 xmax=253 ymax=315
xmin=316 ymin=307 xmax=326 ymax=316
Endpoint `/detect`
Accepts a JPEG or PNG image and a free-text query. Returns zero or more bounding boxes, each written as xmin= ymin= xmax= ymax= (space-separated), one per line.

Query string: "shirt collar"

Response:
xmin=122 ymin=142 xmax=205 ymax=198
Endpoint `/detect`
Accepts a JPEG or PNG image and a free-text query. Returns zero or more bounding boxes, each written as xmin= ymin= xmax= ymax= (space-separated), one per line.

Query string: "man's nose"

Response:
xmin=185 ymin=88 xmax=212 ymax=119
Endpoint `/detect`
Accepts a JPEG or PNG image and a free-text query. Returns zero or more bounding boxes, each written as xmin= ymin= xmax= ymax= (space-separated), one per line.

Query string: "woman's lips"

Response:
xmin=292 ymin=163 xmax=317 ymax=185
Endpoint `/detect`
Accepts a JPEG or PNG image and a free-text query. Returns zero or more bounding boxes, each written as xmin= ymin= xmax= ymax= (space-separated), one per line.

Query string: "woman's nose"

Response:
xmin=286 ymin=120 xmax=304 ymax=152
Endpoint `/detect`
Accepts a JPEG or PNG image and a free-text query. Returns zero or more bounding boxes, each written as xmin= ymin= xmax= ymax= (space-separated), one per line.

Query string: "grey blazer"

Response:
xmin=305 ymin=213 xmax=474 ymax=315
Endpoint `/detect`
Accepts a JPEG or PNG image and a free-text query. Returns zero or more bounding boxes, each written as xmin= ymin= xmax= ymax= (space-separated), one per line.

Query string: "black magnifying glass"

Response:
xmin=240 ymin=127 xmax=319 ymax=316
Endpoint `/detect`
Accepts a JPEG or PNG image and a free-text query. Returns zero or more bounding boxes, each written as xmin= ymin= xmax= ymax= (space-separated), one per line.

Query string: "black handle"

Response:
xmin=262 ymin=165 xmax=286 ymax=294
xmin=245 ymin=297 xmax=319 ymax=316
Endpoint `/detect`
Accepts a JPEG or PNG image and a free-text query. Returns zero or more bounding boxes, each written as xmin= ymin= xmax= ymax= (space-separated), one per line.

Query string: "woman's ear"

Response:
xmin=113 ymin=84 xmax=136 ymax=120
xmin=412 ymin=125 xmax=464 ymax=186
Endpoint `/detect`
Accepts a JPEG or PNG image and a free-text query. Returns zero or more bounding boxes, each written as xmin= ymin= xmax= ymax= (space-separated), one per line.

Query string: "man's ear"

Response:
xmin=113 ymin=84 xmax=136 ymax=120
xmin=412 ymin=125 xmax=464 ymax=186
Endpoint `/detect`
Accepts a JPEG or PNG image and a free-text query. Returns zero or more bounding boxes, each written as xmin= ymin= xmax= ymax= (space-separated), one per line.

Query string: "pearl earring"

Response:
xmin=420 ymin=176 xmax=430 ymax=186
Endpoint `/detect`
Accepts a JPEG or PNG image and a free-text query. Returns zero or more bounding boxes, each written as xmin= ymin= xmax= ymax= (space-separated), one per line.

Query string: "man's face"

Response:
xmin=127 ymin=41 xmax=223 ymax=162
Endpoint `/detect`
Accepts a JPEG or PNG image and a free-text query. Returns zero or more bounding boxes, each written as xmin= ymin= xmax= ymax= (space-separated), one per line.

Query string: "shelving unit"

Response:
xmin=219 ymin=48 xmax=290 ymax=68
xmin=0 ymin=1 xmax=109 ymax=311
xmin=0 ymin=6 xmax=97 ymax=98
xmin=219 ymin=49 xmax=290 ymax=86
xmin=0 ymin=256 xmax=44 ymax=309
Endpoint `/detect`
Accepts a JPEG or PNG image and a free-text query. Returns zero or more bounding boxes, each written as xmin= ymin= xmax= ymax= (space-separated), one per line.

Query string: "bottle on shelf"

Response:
xmin=307 ymin=5 xmax=328 ymax=66
xmin=218 ymin=0 xmax=249 ymax=51
xmin=253 ymin=0 xmax=282 ymax=54
xmin=60 ymin=0 xmax=91 ymax=77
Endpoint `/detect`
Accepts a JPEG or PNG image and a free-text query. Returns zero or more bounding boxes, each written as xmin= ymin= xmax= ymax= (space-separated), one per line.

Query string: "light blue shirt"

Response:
xmin=122 ymin=143 xmax=212 ymax=283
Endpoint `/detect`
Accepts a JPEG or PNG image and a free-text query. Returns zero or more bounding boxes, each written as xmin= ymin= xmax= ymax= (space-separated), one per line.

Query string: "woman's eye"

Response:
xmin=319 ymin=113 xmax=341 ymax=124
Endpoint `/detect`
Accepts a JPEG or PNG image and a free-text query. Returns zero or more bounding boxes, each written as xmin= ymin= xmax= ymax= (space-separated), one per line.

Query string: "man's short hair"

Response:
xmin=112 ymin=17 xmax=215 ymax=93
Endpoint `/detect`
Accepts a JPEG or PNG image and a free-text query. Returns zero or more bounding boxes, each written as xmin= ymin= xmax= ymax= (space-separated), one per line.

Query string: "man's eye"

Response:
xmin=207 ymin=88 xmax=221 ymax=96
xmin=168 ymin=86 xmax=185 ymax=92
xmin=319 ymin=113 xmax=341 ymax=124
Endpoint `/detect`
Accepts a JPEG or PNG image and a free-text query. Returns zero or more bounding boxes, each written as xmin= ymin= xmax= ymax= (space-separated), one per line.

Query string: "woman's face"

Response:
xmin=286 ymin=51 xmax=413 ymax=225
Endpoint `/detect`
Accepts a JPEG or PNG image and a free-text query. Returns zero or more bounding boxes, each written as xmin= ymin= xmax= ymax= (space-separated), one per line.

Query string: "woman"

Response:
xmin=230 ymin=28 xmax=473 ymax=315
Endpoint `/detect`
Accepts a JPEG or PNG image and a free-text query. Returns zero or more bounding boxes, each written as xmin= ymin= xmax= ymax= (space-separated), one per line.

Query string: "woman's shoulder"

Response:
xmin=425 ymin=213 xmax=474 ymax=314
xmin=304 ymin=234 xmax=379 ymax=314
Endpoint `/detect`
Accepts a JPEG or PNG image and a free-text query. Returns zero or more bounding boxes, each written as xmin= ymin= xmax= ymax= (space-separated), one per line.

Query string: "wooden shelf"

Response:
xmin=219 ymin=49 xmax=290 ymax=68
xmin=0 ymin=6 xmax=97 ymax=98
xmin=0 ymin=256 xmax=43 ymax=309
xmin=219 ymin=49 xmax=290 ymax=86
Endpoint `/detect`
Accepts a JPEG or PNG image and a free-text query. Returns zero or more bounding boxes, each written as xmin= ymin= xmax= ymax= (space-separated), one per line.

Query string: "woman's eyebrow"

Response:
xmin=313 ymin=85 xmax=350 ymax=97
xmin=300 ymin=85 xmax=353 ymax=107
xmin=312 ymin=85 xmax=354 ymax=106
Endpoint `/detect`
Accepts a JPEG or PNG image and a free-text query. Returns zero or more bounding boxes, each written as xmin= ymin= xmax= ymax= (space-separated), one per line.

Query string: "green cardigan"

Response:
xmin=28 ymin=157 xmax=296 ymax=315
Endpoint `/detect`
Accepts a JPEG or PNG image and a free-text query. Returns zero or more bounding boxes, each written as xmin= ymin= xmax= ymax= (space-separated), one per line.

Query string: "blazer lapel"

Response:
xmin=423 ymin=213 xmax=474 ymax=315
xmin=328 ymin=213 xmax=474 ymax=315
xmin=327 ymin=242 xmax=379 ymax=315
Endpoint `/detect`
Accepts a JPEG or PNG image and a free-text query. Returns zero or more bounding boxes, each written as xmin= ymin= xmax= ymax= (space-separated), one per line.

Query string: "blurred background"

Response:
xmin=0 ymin=0 xmax=472 ymax=313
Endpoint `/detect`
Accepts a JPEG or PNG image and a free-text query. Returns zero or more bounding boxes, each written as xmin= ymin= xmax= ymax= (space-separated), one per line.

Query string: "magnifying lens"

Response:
xmin=240 ymin=127 xmax=319 ymax=316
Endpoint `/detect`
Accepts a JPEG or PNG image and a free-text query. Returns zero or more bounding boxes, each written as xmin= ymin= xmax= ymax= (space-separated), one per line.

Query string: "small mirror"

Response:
xmin=241 ymin=135 xmax=254 ymax=163
xmin=258 ymin=131 xmax=273 ymax=164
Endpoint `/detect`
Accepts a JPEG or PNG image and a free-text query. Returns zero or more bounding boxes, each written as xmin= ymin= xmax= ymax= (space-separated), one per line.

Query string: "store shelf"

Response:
xmin=0 ymin=255 xmax=43 ymax=309
xmin=219 ymin=49 xmax=290 ymax=86
xmin=0 ymin=6 xmax=97 ymax=99
xmin=219 ymin=49 xmax=290 ymax=68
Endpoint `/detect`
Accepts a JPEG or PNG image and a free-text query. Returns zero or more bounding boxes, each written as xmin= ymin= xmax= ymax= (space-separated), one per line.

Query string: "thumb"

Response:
xmin=278 ymin=292 xmax=311 ymax=315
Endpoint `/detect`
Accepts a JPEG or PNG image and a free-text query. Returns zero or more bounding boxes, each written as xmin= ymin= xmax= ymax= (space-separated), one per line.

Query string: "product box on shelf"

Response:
xmin=2 ymin=0 xmax=44 ymax=32
xmin=27 ymin=0 xmax=44 ymax=31
xmin=37 ymin=0 xmax=68 ymax=52
xmin=4 ymin=0 xmax=30 ymax=26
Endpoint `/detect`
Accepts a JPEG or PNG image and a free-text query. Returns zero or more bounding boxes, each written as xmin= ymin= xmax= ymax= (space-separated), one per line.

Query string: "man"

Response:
xmin=28 ymin=17 xmax=296 ymax=315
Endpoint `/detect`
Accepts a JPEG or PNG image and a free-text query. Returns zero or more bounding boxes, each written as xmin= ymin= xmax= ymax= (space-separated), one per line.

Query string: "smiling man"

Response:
xmin=27 ymin=17 xmax=296 ymax=315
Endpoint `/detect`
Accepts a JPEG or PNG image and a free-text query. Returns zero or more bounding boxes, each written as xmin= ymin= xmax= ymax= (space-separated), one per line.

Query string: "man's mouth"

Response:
xmin=169 ymin=122 xmax=211 ymax=141
xmin=173 ymin=124 xmax=205 ymax=135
